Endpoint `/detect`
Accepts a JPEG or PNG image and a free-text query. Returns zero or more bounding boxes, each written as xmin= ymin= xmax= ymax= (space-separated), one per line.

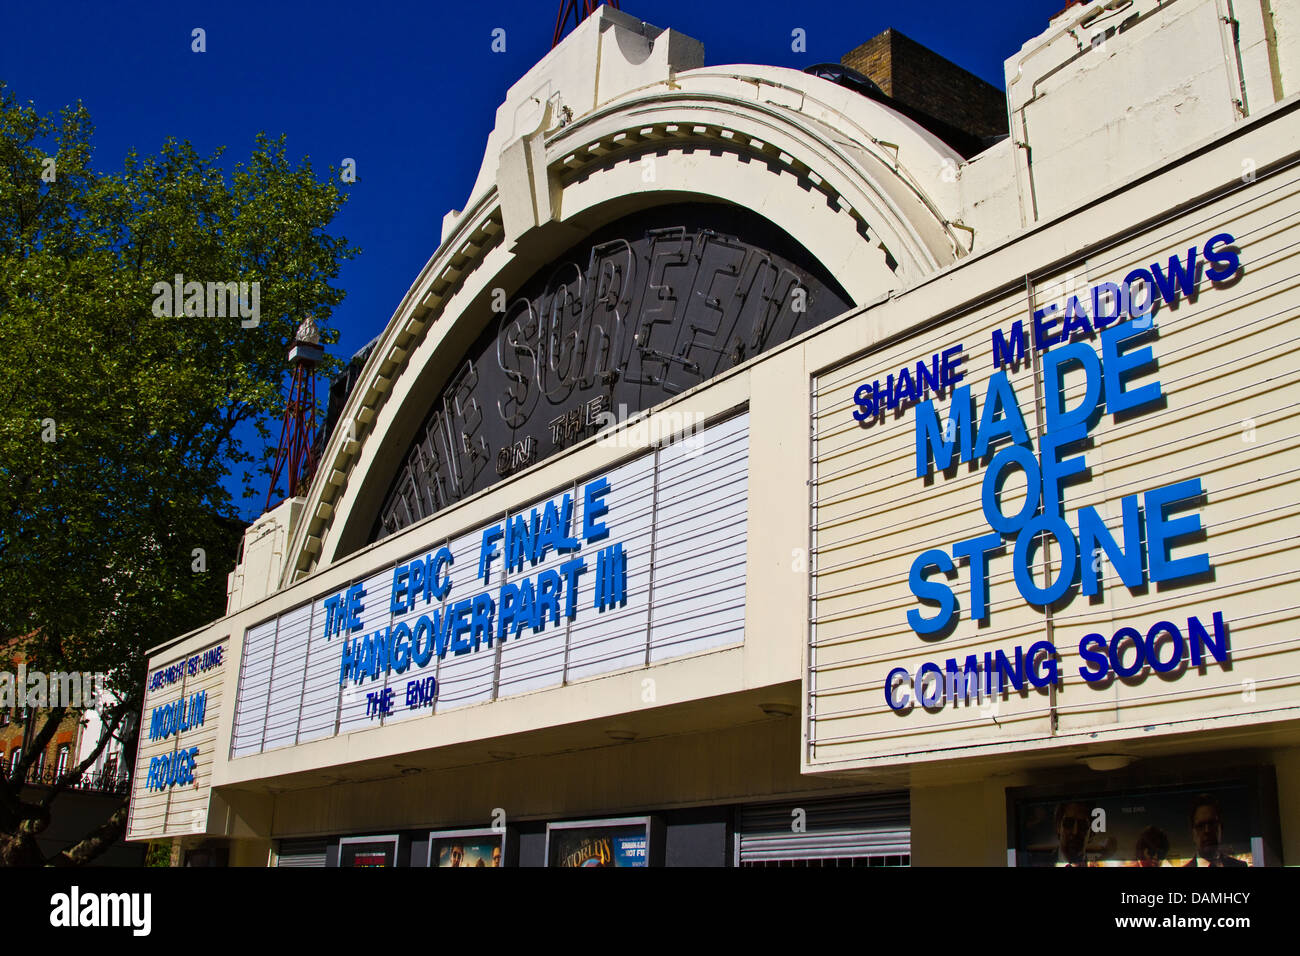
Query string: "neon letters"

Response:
xmin=145 ymin=747 xmax=199 ymax=791
xmin=861 ymin=232 xmax=1244 ymax=710
xmin=148 ymin=691 xmax=207 ymax=741
xmin=329 ymin=476 xmax=628 ymax=689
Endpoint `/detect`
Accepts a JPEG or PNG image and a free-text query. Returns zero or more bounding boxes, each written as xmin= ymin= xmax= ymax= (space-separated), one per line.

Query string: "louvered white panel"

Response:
xmin=808 ymin=173 xmax=1300 ymax=766
xmin=168 ymin=646 xmax=226 ymax=834
xmin=564 ymin=454 xmax=655 ymax=682
xmin=494 ymin=482 xmax=579 ymax=696
xmin=337 ymin=567 xmax=396 ymax=734
xmin=381 ymin=538 xmax=450 ymax=727
xmin=297 ymin=595 xmax=342 ymax=743
xmin=231 ymin=620 xmax=277 ymax=758
xmin=431 ymin=529 xmax=496 ymax=712
xmin=263 ymin=603 xmax=312 ymax=752
xmin=650 ymin=414 xmax=748 ymax=661
xmin=228 ymin=413 xmax=751 ymax=754
xmin=128 ymin=637 xmax=230 ymax=840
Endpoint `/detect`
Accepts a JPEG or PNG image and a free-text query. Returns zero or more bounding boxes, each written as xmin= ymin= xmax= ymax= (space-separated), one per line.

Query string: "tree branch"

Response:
xmin=46 ymin=796 xmax=130 ymax=867
xmin=38 ymin=700 xmax=134 ymax=809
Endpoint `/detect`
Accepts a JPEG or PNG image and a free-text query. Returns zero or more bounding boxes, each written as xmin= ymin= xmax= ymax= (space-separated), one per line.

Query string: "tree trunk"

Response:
xmin=47 ymin=798 xmax=130 ymax=867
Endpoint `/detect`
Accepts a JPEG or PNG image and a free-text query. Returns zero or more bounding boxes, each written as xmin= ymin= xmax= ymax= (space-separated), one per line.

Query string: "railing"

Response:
xmin=7 ymin=764 xmax=131 ymax=796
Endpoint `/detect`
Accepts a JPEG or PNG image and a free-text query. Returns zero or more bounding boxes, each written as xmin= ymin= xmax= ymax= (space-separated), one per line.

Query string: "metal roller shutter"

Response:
xmin=736 ymin=793 xmax=910 ymax=866
xmin=275 ymin=839 xmax=328 ymax=867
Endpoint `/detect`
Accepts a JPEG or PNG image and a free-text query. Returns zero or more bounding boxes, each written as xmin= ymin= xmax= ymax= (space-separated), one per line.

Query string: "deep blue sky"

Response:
xmin=2 ymin=0 xmax=1056 ymax=519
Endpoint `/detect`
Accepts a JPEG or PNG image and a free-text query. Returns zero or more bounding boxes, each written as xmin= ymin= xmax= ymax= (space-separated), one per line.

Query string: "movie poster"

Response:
xmin=339 ymin=840 xmax=397 ymax=867
xmin=1014 ymin=781 xmax=1257 ymax=867
xmin=549 ymin=824 xmax=650 ymax=867
xmin=429 ymin=833 xmax=503 ymax=868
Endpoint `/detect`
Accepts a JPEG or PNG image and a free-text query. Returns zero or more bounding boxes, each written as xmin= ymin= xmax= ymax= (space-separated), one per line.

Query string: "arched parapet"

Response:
xmin=280 ymin=9 xmax=971 ymax=583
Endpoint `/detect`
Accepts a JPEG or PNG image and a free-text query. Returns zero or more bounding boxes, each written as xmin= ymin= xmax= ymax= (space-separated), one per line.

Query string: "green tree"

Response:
xmin=0 ymin=82 xmax=357 ymax=865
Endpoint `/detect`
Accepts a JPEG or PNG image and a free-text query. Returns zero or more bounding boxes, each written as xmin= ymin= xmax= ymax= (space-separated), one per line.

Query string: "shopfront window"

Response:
xmin=1010 ymin=774 xmax=1277 ymax=867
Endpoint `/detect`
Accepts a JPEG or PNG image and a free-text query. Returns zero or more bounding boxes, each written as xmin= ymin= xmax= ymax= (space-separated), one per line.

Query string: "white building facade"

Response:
xmin=128 ymin=1 xmax=1300 ymax=867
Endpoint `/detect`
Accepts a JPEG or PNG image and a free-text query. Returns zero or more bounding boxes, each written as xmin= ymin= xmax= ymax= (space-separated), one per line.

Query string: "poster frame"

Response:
xmin=543 ymin=815 xmax=662 ymax=867
xmin=1004 ymin=764 xmax=1282 ymax=867
xmin=337 ymin=833 xmax=401 ymax=867
xmin=426 ymin=826 xmax=510 ymax=868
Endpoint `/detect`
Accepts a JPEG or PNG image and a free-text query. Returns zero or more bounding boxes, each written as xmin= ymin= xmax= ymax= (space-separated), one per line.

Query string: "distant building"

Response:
xmin=0 ymin=654 xmax=83 ymax=788
xmin=2 ymin=645 xmax=142 ymax=865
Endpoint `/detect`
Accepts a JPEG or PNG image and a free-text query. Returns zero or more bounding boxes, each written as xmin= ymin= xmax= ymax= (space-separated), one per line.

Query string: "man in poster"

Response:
xmin=1133 ymin=826 xmax=1171 ymax=867
xmin=1054 ymin=801 xmax=1094 ymax=867
xmin=1185 ymin=795 xmax=1248 ymax=867
xmin=433 ymin=837 xmax=502 ymax=867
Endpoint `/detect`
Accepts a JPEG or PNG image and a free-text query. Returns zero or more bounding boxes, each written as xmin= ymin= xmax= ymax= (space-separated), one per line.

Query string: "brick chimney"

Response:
xmin=841 ymin=29 xmax=1008 ymax=144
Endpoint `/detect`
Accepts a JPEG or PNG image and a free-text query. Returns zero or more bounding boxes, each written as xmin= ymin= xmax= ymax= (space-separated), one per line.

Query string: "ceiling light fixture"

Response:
xmin=1079 ymin=754 xmax=1136 ymax=772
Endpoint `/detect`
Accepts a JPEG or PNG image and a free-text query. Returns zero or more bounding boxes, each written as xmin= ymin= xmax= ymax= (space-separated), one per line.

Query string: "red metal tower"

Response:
xmin=553 ymin=0 xmax=620 ymax=48
xmin=265 ymin=318 xmax=324 ymax=510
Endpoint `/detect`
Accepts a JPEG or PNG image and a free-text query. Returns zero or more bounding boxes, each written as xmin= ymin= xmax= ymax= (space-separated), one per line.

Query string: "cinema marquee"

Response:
xmin=129 ymin=2 xmax=1300 ymax=867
